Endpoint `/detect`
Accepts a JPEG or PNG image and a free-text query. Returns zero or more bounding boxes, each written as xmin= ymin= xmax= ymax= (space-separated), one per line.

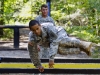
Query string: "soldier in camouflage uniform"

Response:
xmin=35 ymin=4 xmax=55 ymax=25
xmin=28 ymin=20 xmax=92 ymax=72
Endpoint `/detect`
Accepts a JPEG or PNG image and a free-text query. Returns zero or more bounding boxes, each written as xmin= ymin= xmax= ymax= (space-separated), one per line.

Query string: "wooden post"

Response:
xmin=46 ymin=0 xmax=51 ymax=16
xmin=14 ymin=28 xmax=19 ymax=48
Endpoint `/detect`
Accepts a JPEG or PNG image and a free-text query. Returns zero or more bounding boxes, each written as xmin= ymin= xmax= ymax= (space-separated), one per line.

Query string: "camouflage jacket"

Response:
xmin=35 ymin=15 xmax=55 ymax=25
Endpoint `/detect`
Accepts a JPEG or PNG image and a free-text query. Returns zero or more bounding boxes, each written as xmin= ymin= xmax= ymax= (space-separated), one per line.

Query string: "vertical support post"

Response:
xmin=46 ymin=0 xmax=51 ymax=16
xmin=0 ymin=0 xmax=4 ymax=36
xmin=0 ymin=58 xmax=1 ymax=63
xmin=14 ymin=27 xmax=19 ymax=48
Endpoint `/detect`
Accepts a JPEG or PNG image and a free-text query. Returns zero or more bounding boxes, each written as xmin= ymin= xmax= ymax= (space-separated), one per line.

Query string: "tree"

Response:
xmin=0 ymin=0 xmax=4 ymax=36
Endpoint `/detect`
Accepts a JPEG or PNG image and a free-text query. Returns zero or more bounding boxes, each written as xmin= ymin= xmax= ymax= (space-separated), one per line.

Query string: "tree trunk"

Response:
xmin=0 ymin=0 xmax=4 ymax=36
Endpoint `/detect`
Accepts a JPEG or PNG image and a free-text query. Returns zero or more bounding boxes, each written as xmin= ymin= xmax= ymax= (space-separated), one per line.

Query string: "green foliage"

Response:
xmin=91 ymin=47 xmax=100 ymax=58
xmin=1 ymin=0 xmax=100 ymax=25
xmin=0 ymin=29 xmax=13 ymax=40
xmin=66 ymin=26 xmax=100 ymax=43
xmin=88 ymin=0 xmax=100 ymax=12
xmin=2 ymin=0 xmax=46 ymax=24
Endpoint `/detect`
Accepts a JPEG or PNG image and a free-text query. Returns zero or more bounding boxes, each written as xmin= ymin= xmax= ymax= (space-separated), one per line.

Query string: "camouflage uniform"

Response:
xmin=35 ymin=15 xmax=55 ymax=25
xmin=35 ymin=15 xmax=80 ymax=54
xmin=28 ymin=24 xmax=81 ymax=67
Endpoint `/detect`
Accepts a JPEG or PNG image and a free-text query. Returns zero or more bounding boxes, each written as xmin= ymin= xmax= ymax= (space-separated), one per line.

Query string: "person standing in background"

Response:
xmin=35 ymin=4 xmax=55 ymax=25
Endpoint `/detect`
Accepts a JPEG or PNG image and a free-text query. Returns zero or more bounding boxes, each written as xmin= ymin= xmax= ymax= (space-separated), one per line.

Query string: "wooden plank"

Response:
xmin=1 ymin=57 xmax=100 ymax=63
xmin=0 ymin=68 xmax=100 ymax=74
xmin=1 ymin=63 xmax=100 ymax=69
xmin=0 ymin=25 xmax=28 ymax=28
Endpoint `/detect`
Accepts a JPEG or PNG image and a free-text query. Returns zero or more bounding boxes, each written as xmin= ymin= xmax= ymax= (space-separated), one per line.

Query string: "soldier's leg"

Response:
xmin=59 ymin=37 xmax=80 ymax=47
xmin=38 ymin=46 xmax=49 ymax=58
xmin=59 ymin=37 xmax=92 ymax=56
xmin=57 ymin=29 xmax=80 ymax=55
xmin=58 ymin=46 xmax=80 ymax=55
xmin=42 ymin=47 xmax=49 ymax=58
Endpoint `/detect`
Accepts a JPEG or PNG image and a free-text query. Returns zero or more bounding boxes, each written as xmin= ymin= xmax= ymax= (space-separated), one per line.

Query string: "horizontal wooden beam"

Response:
xmin=1 ymin=63 xmax=100 ymax=69
xmin=0 ymin=68 xmax=100 ymax=74
xmin=0 ymin=25 xmax=28 ymax=28
xmin=1 ymin=57 xmax=100 ymax=63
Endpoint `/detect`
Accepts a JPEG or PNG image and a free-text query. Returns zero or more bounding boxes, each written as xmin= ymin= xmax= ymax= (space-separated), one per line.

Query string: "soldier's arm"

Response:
xmin=47 ymin=25 xmax=59 ymax=68
xmin=28 ymin=32 xmax=42 ymax=68
xmin=47 ymin=25 xmax=59 ymax=61
xmin=28 ymin=42 xmax=41 ymax=67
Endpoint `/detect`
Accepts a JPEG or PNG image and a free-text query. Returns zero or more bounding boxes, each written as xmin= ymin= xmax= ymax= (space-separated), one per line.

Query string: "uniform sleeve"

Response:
xmin=28 ymin=31 xmax=34 ymax=42
xmin=49 ymin=41 xmax=59 ymax=61
xmin=28 ymin=32 xmax=41 ymax=67
xmin=47 ymin=25 xmax=59 ymax=61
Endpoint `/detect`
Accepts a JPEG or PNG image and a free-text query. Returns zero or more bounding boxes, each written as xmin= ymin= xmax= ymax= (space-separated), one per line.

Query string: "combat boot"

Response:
xmin=80 ymin=41 xmax=92 ymax=56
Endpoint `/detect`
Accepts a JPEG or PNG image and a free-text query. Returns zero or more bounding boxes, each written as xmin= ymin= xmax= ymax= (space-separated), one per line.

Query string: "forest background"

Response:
xmin=0 ymin=0 xmax=100 ymax=44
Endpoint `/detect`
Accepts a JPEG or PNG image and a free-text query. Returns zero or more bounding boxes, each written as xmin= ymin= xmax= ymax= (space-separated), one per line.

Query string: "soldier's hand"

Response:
xmin=49 ymin=60 xmax=54 ymax=68
xmin=28 ymin=42 xmax=33 ymax=46
xmin=38 ymin=66 xmax=44 ymax=72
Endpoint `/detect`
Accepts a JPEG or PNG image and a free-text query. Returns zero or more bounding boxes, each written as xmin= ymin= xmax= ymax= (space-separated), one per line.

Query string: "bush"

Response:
xmin=66 ymin=26 xmax=100 ymax=44
xmin=0 ymin=29 xmax=13 ymax=41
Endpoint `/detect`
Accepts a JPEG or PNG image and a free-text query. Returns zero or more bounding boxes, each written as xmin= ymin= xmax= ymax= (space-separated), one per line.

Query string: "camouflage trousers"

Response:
xmin=39 ymin=47 xmax=80 ymax=58
xmin=38 ymin=29 xmax=81 ymax=58
xmin=58 ymin=37 xmax=81 ymax=55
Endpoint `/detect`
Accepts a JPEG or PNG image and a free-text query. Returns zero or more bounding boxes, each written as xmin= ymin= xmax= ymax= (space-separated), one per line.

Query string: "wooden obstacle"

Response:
xmin=0 ymin=57 xmax=100 ymax=74
xmin=0 ymin=25 xmax=28 ymax=48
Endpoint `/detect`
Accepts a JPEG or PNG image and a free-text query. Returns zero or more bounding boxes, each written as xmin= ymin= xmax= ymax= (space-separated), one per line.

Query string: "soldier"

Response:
xmin=28 ymin=20 xmax=92 ymax=72
xmin=35 ymin=4 xmax=55 ymax=25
